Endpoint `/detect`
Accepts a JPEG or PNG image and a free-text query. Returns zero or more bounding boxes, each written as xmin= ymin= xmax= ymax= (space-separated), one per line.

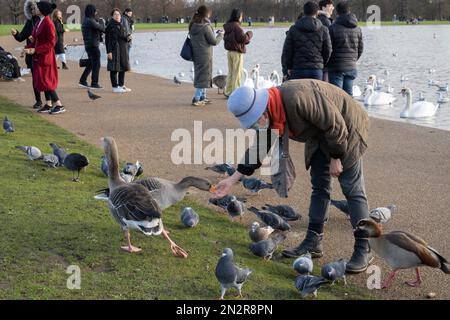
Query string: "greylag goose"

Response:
xmin=355 ymin=219 xmax=450 ymax=289
xmin=102 ymin=137 xmax=187 ymax=257
xmin=212 ymin=75 xmax=227 ymax=94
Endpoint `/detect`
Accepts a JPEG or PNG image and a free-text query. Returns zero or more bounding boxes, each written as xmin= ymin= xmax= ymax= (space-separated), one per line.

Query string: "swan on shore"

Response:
xmin=400 ymin=88 xmax=438 ymax=118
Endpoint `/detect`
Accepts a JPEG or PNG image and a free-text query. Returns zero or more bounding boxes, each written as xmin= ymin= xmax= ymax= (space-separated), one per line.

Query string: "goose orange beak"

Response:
xmin=210 ymin=185 xmax=217 ymax=193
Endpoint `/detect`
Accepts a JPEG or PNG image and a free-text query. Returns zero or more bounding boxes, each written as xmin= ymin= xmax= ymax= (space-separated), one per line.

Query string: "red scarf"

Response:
xmin=267 ymin=87 xmax=292 ymax=137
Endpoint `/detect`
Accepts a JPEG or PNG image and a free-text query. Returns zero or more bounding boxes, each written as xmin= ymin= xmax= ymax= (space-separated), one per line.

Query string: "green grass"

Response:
xmin=0 ymin=96 xmax=372 ymax=300
xmin=1 ymin=20 xmax=449 ymax=36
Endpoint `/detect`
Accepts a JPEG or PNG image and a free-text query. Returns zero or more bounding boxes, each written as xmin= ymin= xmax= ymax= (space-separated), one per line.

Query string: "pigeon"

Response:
xmin=392 ymin=52 xmax=398 ymax=57
xmin=321 ymin=259 xmax=347 ymax=285
xmin=355 ymin=219 xmax=450 ymax=289
xmin=205 ymin=163 xmax=235 ymax=176
xmin=16 ymin=146 xmax=42 ymax=160
xmin=180 ymin=207 xmax=199 ymax=228
xmin=209 ymin=195 xmax=247 ymax=212
xmin=226 ymin=196 xmax=245 ymax=219
xmin=3 ymin=116 xmax=14 ymax=133
xmin=293 ymin=253 xmax=313 ymax=275
xmin=433 ymin=83 xmax=449 ymax=92
xmin=249 ymin=222 xmax=274 ymax=242
xmin=330 ymin=199 xmax=396 ymax=224
xmin=249 ymin=233 xmax=286 ymax=260
xmin=87 ymin=89 xmax=101 ymax=100
xmin=173 ymin=76 xmax=182 ymax=85
xmin=248 ymin=206 xmax=291 ymax=231
xmin=213 ymin=75 xmax=227 ymax=94
xmin=241 ymin=177 xmax=273 ymax=194
xmin=100 ymin=155 xmax=109 ymax=176
xmin=42 ymin=154 xmax=59 ymax=168
xmin=295 ymin=275 xmax=329 ymax=298
xmin=122 ymin=161 xmax=143 ymax=178
xmin=215 ymin=248 xmax=252 ymax=300
xmin=437 ymin=93 xmax=450 ymax=104
xmin=262 ymin=204 xmax=301 ymax=221
xmin=63 ymin=153 xmax=89 ymax=181
xmin=49 ymin=143 xmax=67 ymax=165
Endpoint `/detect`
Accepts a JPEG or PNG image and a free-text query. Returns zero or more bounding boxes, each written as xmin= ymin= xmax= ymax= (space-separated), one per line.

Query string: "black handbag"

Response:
xmin=180 ymin=36 xmax=193 ymax=61
xmin=271 ymin=123 xmax=296 ymax=198
xmin=79 ymin=51 xmax=89 ymax=68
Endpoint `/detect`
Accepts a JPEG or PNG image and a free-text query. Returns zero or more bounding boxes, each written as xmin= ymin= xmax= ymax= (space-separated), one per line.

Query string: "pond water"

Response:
xmin=66 ymin=25 xmax=450 ymax=131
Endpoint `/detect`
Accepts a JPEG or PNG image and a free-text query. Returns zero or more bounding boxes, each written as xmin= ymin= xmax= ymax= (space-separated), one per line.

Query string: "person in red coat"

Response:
xmin=24 ymin=1 xmax=66 ymax=114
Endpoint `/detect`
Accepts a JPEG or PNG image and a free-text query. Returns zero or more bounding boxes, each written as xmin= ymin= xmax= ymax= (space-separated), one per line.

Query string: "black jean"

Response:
xmin=80 ymin=46 xmax=101 ymax=86
xmin=308 ymin=149 xmax=369 ymax=230
xmin=44 ymin=90 xmax=59 ymax=103
xmin=30 ymin=65 xmax=42 ymax=104
xmin=110 ymin=71 xmax=125 ymax=88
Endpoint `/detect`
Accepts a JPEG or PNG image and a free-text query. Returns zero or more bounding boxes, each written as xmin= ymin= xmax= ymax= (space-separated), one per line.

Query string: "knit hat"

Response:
xmin=36 ymin=1 xmax=56 ymax=16
xmin=227 ymin=86 xmax=269 ymax=128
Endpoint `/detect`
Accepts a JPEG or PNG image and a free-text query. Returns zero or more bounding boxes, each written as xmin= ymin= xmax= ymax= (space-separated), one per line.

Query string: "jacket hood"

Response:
xmin=189 ymin=22 xmax=211 ymax=36
xmin=85 ymin=4 xmax=97 ymax=18
xmin=295 ymin=16 xmax=323 ymax=32
xmin=24 ymin=0 xmax=37 ymax=20
xmin=335 ymin=13 xmax=358 ymax=28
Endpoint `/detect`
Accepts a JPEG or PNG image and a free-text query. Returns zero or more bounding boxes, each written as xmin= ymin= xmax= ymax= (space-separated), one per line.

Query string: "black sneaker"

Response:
xmin=32 ymin=102 xmax=43 ymax=109
xmin=37 ymin=105 xmax=52 ymax=113
xmin=50 ymin=105 xmax=66 ymax=115
xmin=79 ymin=82 xmax=89 ymax=88
xmin=90 ymin=84 xmax=103 ymax=90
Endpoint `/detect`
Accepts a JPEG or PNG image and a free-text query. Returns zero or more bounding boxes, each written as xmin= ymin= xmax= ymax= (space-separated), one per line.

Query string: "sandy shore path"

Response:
xmin=1 ymin=34 xmax=449 ymax=300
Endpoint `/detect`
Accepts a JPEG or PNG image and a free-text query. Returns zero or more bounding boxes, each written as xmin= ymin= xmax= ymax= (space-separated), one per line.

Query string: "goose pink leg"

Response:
xmin=405 ymin=268 xmax=422 ymax=287
xmin=381 ymin=271 xmax=397 ymax=289
xmin=162 ymin=229 xmax=188 ymax=258
xmin=121 ymin=231 xmax=142 ymax=253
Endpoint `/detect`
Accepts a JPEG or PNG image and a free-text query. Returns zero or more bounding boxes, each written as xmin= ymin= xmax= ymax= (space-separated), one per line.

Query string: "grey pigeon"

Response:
xmin=295 ymin=275 xmax=329 ymax=298
xmin=87 ymin=89 xmax=101 ymax=100
xmin=205 ymin=163 xmax=235 ymax=176
xmin=173 ymin=76 xmax=182 ymax=85
xmin=263 ymin=204 xmax=302 ymax=221
xmin=249 ymin=222 xmax=274 ymax=242
xmin=212 ymin=75 xmax=227 ymax=94
xmin=248 ymin=206 xmax=291 ymax=231
xmin=249 ymin=233 xmax=286 ymax=260
xmin=293 ymin=253 xmax=313 ymax=275
xmin=215 ymin=248 xmax=252 ymax=300
xmin=122 ymin=161 xmax=143 ymax=178
xmin=321 ymin=259 xmax=347 ymax=285
xmin=64 ymin=153 xmax=89 ymax=182
xmin=242 ymin=177 xmax=273 ymax=194
xmin=3 ymin=116 xmax=14 ymax=133
xmin=331 ymin=199 xmax=396 ymax=224
xmin=180 ymin=207 xmax=199 ymax=228
xmin=49 ymin=143 xmax=67 ymax=165
xmin=100 ymin=155 xmax=109 ymax=176
xmin=209 ymin=195 xmax=247 ymax=212
xmin=16 ymin=146 xmax=42 ymax=160
xmin=42 ymin=154 xmax=59 ymax=168
xmin=226 ymin=196 xmax=245 ymax=219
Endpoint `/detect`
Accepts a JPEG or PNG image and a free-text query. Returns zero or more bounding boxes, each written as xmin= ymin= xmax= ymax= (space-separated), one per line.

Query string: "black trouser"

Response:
xmin=110 ymin=71 xmax=125 ymax=88
xmin=80 ymin=46 xmax=101 ymax=86
xmin=30 ymin=62 xmax=42 ymax=104
xmin=44 ymin=90 xmax=59 ymax=103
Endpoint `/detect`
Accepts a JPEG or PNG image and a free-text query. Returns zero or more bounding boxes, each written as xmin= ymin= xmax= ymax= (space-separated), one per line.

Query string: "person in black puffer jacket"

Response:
xmin=318 ymin=0 xmax=334 ymax=82
xmin=79 ymin=4 xmax=105 ymax=89
xmin=282 ymin=1 xmax=332 ymax=81
xmin=10 ymin=0 xmax=42 ymax=108
xmin=327 ymin=1 xmax=363 ymax=96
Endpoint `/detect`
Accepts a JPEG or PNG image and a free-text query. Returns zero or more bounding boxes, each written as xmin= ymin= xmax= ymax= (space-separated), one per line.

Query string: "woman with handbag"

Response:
xmin=24 ymin=1 xmax=65 ymax=114
xmin=213 ymin=82 xmax=373 ymax=275
xmin=52 ymin=9 xmax=69 ymax=70
xmin=105 ymin=8 xmax=131 ymax=93
xmin=189 ymin=5 xmax=223 ymax=106
xmin=10 ymin=0 xmax=43 ymax=109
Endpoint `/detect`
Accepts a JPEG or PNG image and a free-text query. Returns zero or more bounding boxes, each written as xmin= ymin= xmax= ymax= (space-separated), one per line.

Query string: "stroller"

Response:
xmin=0 ymin=46 xmax=21 ymax=81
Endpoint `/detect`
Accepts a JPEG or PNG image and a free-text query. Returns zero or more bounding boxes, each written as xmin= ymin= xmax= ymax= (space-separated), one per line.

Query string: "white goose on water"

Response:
xmin=400 ymin=88 xmax=439 ymax=118
xmin=363 ymin=85 xmax=396 ymax=106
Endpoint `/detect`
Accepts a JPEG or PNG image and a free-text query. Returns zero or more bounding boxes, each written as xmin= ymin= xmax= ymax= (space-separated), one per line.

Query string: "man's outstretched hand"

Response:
xmin=212 ymin=171 xmax=244 ymax=199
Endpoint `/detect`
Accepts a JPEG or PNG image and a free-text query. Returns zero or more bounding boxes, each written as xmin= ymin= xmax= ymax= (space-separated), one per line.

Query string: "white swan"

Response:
xmin=352 ymin=85 xmax=362 ymax=98
xmin=269 ymin=71 xmax=282 ymax=86
xmin=386 ymin=84 xmax=394 ymax=94
xmin=400 ymin=88 xmax=438 ymax=118
xmin=241 ymin=69 xmax=255 ymax=88
xmin=367 ymin=75 xmax=384 ymax=91
xmin=251 ymin=65 xmax=274 ymax=89
xmin=364 ymin=85 xmax=396 ymax=106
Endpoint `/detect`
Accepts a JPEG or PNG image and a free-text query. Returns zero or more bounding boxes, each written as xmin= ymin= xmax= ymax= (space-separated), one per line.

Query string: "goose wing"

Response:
xmin=385 ymin=231 xmax=440 ymax=268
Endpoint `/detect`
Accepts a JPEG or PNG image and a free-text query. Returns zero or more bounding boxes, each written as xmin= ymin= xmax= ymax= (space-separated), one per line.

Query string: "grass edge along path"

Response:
xmin=0 ymin=95 xmax=373 ymax=300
